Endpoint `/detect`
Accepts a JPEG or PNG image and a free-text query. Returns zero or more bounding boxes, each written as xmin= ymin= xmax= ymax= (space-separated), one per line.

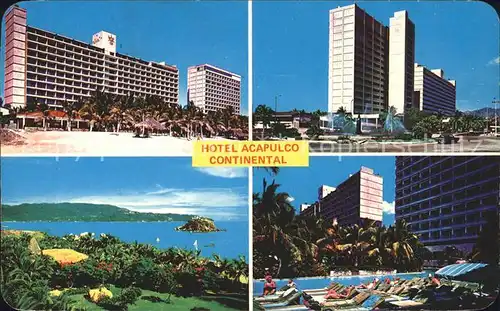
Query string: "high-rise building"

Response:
xmin=3 ymin=6 xmax=179 ymax=109
xmin=388 ymin=10 xmax=415 ymax=114
xmin=301 ymin=167 xmax=383 ymax=226
xmin=413 ymin=64 xmax=456 ymax=116
xmin=187 ymin=64 xmax=241 ymax=114
xmin=395 ymin=156 xmax=500 ymax=253
xmin=328 ymin=4 xmax=389 ymax=115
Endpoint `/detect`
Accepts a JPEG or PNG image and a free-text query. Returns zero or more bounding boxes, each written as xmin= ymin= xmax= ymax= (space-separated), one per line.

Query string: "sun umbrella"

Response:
xmin=435 ymin=263 xmax=499 ymax=284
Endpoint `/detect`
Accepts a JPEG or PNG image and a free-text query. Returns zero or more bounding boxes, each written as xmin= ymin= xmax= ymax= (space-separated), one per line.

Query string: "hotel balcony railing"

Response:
xmin=404 ymin=207 xmax=495 ymax=227
xmin=397 ymin=189 xmax=498 ymax=218
xmin=396 ymin=162 xmax=498 ymax=197
xmin=28 ymin=38 xmax=105 ymax=64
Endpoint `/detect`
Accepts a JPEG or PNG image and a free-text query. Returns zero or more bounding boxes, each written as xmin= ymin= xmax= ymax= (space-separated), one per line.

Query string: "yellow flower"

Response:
xmin=88 ymin=287 xmax=113 ymax=303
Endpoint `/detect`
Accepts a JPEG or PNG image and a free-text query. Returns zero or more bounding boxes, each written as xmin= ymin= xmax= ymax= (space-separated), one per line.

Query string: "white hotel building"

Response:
xmin=187 ymin=64 xmax=241 ymax=114
xmin=413 ymin=64 xmax=456 ymax=116
xmin=4 ymin=6 xmax=179 ymax=109
xmin=388 ymin=10 xmax=416 ymax=115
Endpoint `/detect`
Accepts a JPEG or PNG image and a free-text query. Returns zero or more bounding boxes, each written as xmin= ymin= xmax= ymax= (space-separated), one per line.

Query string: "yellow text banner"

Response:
xmin=192 ymin=141 xmax=309 ymax=167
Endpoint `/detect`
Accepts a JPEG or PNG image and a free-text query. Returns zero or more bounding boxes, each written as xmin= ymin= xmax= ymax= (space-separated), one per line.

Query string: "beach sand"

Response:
xmin=1 ymin=131 xmax=214 ymax=156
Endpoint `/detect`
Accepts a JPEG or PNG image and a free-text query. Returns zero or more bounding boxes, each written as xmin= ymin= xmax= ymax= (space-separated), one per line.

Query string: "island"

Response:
xmin=175 ymin=216 xmax=225 ymax=233
xmin=2 ymin=203 xmax=195 ymax=222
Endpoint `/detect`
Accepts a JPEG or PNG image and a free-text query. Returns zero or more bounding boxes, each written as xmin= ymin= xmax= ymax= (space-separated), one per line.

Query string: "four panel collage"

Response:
xmin=0 ymin=1 xmax=499 ymax=311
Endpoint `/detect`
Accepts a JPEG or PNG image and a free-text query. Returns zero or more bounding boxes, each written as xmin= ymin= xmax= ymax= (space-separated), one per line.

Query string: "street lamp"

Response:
xmin=274 ymin=94 xmax=282 ymax=119
xmin=493 ymin=97 xmax=500 ymax=137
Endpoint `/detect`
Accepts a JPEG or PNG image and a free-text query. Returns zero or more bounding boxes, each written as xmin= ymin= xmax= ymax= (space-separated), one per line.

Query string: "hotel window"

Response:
xmin=333 ymin=19 xmax=343 ymax=26
xmin=344 ymin=15 xmax=355 ymax=23
xmin=343 ymin=74 xmax=353 ymax=82
xmin=343 ymin=46 xmax=354 ymax=54
xmin=333 ymin=39 xmax=343 ymax=47
xmin=343 ymin=23 xmax=354 ymax=31
xmin=333 ymin=11 xmax=343 ymax=18
xmin=333 ymin=82 xmax=342 ymax=90
xmin=333 ymin=62 xmax=342 ymax=68
xmin=344 ymin=38 xmax=354 ymax=46
xmin=333 ymin=47 xmax=342 ymax=54
xmin=332 ymin=89 xmax=342 ymax=96
xmin=332 ymin=75 xmax=342 ymax=83
xmin=332 ymin=55 xmax=342 ymax=62
xmin=333 ymin=25 xmax=343 ymax=33
xmin=333 ymin=33 xmax=343 ymax=40
xmin=344 ymin=8 xmax=355 ymax=16
xmin=344 ymin=30 xmax=354 ymax=39
xmin=344 ymin=53 xmax=353 ymax=61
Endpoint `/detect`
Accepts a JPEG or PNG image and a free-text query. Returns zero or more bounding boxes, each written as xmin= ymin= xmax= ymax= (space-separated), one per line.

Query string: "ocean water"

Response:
xmin=253 ymin=271 xmax=431 ymax=295
xmin=2 ymin=221 xmax=248 ymax=260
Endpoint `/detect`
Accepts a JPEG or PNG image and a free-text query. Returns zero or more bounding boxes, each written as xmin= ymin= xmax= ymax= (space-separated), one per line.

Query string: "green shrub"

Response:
xmin=117 ymin=287 xmax=142 ymax=305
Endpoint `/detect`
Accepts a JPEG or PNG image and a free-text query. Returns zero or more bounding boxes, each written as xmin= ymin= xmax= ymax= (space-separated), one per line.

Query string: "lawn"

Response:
xmin=69 ymin=285 xmax=246 ymax=311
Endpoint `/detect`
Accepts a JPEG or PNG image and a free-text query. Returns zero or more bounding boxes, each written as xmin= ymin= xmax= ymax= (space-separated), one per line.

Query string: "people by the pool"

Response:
xmin=263 ymin=272 xmax=277 ymax=296
xmin=324 ymin=285 xmax=354 ymax=299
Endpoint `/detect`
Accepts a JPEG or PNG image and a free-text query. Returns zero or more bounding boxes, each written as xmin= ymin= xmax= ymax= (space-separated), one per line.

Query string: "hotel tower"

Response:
xmin=187 ymin=64 xmax=241 ymax=115
xmin=301 ymin=167 xmax=384 ymax=226
xmin=388 ymin=10 xmax=416 ymax=114
xmin=3 ymin=6 xmax=179 ymax=109
xmin=328 ymin=4 xmax=389 ymax=115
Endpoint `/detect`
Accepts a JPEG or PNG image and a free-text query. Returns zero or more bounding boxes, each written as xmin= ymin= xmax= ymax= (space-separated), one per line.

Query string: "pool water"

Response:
xmin=253 ymin=271 xmax=432 ymax=296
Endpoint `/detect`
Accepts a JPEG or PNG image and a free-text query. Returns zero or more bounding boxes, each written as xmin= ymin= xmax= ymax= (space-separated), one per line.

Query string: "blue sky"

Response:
xmin=1 ymin=157 xmax=249 ymax=221
xmin=254 ymin=1 xmax=499 ymax=112
xmin=253 ymin=156 xmax=396 ymax=226
xmin=1 ymin=1 xmax=248 ymax=113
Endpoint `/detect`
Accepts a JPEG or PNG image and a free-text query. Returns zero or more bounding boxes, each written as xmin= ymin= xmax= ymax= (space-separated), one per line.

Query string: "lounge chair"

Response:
xmin=261 ymin=290 xmax=303 ymax=309
xmin=319 ymin=291 xmax=371 ymax=309
xmin=256 ymin=288 xmax=301 ymax=304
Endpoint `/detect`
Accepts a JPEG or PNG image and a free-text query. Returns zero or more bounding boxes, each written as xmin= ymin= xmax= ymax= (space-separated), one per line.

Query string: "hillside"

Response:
xmin=1 ymin=203 xmax=195 ymax=222
xmin=463 ymin=107 xmax=500 ymax=118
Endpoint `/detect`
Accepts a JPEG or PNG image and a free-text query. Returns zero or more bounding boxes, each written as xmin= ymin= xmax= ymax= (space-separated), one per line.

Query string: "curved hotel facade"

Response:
xmin=4 ymin=6 xmax=179 ymax=109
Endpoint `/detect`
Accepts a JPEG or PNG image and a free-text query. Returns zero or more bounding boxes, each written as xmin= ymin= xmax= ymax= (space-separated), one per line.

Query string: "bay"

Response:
xmin=2 ymin=221 xmax=248 ymax=260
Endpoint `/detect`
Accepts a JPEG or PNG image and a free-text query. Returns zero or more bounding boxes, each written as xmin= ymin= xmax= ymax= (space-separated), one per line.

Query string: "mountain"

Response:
xmin=463 ymin=107 xmax=500 ymax=118
xmin=1 ymin=203 xmax=195 ymax=222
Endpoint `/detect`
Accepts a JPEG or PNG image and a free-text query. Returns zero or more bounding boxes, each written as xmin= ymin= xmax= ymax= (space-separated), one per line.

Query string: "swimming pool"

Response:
xmin=253 ymin=271 xmax=432 ymax=296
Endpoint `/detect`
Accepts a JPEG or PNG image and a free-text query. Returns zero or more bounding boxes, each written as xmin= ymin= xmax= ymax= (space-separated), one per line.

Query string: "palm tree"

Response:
xmin=254 ymin=104 xmax=274 ymax=140
xmin=62 ymin=99 xmax=83 ymax=131
xmin=386 ymin=219 xmax=421 ymax=271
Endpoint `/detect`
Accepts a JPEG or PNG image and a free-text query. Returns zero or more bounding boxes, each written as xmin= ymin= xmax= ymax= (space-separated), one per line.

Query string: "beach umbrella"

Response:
xmin=435 ymin=263 xmax=499 ymax=284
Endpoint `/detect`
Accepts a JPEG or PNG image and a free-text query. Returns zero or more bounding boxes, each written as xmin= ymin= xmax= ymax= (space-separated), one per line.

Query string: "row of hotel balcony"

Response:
xmin=26 ymin=83 xmax=178 ymax=100
xmin=206 ymin=89 xmax=240 ymax=98
xmin=26 ymin=45 xmax=177 ymax=78
xmin=398 ymin=200 xmax=497 ymax=221
xmin=27 ymin=52 xmax=177 ymax=83
xmin=26 ymin=54 xmax=178 ymax=86
xmin=417 ymin=227 xmax=481 ymax=243
xmin=396 ymin=157 xmax=483 ymax=179
xmin=397 ymin=181 xmax=497 ymax=207
xmin=26 ymin=70 xmax=177 ymax=94
xmin=396 ymin=167 xmax=498 ymax=195
xmin=27 ymin=30 xmax=177 ymax=74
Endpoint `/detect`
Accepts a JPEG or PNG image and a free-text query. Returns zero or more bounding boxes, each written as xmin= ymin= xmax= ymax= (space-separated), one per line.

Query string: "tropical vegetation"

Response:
xmin=9 ymin=92 xmax=248 ymax=139
xmin=253 ymin=170 xmax=424 ymax=279
xmin=1 ymin=231 xmax=248 ymax=310
xmin=252 ymin=168 xmax=496 ymax=279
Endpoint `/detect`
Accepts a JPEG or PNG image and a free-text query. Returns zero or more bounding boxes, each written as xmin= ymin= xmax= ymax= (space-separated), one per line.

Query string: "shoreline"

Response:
xmin=1 ymin=131 xmax=234 ymax=155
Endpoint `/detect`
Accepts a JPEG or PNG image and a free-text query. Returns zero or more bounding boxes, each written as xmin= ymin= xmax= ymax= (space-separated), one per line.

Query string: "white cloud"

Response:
xmin=488 ymin=56 xmax=500 ymax=65
xmin=195 ymin=167 xmax=248 ymax=178
xmin=382 ymin=201 xmax=395 ymax=215
xmin=11 ymin=187 xmax=248 ymax=221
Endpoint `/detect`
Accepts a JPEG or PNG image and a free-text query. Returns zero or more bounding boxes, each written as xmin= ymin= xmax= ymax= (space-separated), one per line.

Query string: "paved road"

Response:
xmin=309 ymin=137 xmax=500 ymax=153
